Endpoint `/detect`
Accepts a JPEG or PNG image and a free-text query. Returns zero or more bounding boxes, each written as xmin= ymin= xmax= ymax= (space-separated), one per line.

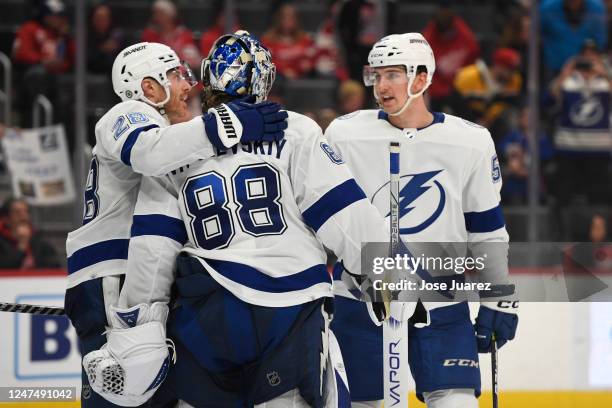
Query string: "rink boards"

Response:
xmin=0 ymin=270 xmax=611 ymax=407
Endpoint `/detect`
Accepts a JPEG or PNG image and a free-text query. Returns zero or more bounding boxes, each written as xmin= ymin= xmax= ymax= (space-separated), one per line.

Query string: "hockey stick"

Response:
xmin=382 ymin=141 xmax=410 ymax=407
xmin=491 ymin=332 xmax=499 ymax=408
xmin=0 ymin=302 xmax=65 ymax=315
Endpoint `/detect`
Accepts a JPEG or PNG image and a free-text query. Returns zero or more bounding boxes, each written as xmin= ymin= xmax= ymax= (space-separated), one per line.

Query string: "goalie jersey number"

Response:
xmin=182 ymin=163 xmax=287 ymax=250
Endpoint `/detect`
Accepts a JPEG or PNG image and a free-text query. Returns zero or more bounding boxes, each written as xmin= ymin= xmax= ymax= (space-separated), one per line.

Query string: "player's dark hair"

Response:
xmin=416 ymin=65 xmax=428 ymax=75
xmin=201 ymin=88 xmax=239 ymax=111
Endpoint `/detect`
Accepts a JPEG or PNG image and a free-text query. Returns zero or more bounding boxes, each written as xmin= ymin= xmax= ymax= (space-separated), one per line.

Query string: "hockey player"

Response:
xmin=325 ymin=33 xmax=519 ymax=408
xmin=65 ymin=42 xmax=288 ymax=407
xmin=82 ymin=31 xmax=391 ymax=407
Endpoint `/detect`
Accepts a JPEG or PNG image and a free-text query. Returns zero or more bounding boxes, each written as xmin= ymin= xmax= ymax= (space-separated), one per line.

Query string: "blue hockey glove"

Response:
xmin=474 ymin=302 xmax=519 ymax=353
xmin=203 ymin=97 xmax=288 ymax=150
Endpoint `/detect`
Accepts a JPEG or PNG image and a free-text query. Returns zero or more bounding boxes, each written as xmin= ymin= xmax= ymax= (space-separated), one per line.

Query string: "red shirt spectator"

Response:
xmin=13 ymin=7 xmax=75 ymax=73
xmin=423 ymin=6 xmax=479 ymax=104
xmin=141 ymin=0 xmax=200 ymax=68
xmin=0 ymin=198 xmax=60 ymax=269
xmin=313 ymin=2 xmax=349 ymax=80
xmin=262 ymin=3 xmax=316 ymax=79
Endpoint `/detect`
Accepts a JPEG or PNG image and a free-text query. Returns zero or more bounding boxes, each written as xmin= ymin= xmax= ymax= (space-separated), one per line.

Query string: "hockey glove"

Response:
xmin=474 ymin=301 xmax=519 ymax=353
xmin=82 ymin=302 xmax=174 ymax=407
xmin=203 ymin=97 xmax=288 ymax=150
xmin=343 ymin=271 xmax=419 ymax=326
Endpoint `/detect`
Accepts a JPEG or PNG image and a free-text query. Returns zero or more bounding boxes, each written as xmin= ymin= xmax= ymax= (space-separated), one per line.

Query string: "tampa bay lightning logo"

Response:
xmin=372 ymin=170 xmax=445 ymax=234
xmin=569 ymin=96 xmax=605 ymax=127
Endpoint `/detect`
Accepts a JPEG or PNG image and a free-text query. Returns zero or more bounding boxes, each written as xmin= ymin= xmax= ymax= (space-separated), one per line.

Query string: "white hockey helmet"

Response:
xmin=364 ymin=33 xmax=436 ymax=116
xmin=112 ymin=42 xmax=183 ymax=107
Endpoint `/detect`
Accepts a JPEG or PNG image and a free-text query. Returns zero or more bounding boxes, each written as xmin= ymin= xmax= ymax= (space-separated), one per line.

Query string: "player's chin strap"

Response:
xmin=140 ymin=83 xmax=173 ymax=119
xmin=375 ymin=76 xmax=432 ymax=117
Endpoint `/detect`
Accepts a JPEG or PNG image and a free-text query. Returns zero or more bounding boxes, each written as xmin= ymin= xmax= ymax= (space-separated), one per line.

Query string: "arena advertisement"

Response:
xmin=0 ymin=271 xmax=80 ymax=407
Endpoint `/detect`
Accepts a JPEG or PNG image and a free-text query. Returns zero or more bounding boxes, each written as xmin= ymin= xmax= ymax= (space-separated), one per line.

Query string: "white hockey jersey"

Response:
xmin=120 ymin=112 xmax=389 ymax=308
xmin=66 ymin=100 xmax=217 ymax=288
xmin=325 ymin=110 xmax=510 ymax=309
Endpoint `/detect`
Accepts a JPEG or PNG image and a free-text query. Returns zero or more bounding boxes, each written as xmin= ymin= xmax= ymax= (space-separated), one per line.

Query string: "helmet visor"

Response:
xmin=168 ymin=61 xmax=199 ymax=87
xmin=363 ymin=65 xmax=408 ymax=87
xmin=363 ymin=65 xmax=376 ymax=86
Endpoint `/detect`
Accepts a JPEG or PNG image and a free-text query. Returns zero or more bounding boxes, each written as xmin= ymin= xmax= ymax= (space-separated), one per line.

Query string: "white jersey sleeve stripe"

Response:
xmin=130 ymin=214 xmax=188 ymax=245
xmin=202 ymin=258 xmax=331 ymax=293
xmin=463 ymin=205 xmax=505 ymax=233
xmin=301 ymin=179 xmax=367 ymax=232
xmin=120 ymin=124 xmax=160 ymax=166
xmin=67 ymin=238 xmax=129 ymax=274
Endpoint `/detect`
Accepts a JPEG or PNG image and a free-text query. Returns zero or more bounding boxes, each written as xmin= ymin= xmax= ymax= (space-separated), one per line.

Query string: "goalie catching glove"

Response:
xmin=82 ymin=302 xmax=174 ymax=407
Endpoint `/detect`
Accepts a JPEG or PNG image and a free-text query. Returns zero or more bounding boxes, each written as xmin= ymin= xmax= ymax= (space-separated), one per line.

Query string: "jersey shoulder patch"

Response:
xmin=320 ymin=141 xmax=344 ymax=164
xmin=491 ymin=154 xmax=501 ymax=183
xmin=126 ymin=112 xmax=150 ymax=124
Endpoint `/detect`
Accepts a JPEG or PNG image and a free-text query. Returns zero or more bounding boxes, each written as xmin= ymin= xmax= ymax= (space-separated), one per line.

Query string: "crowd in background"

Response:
xmin=1 ymin=0 xmax=612 ymax=267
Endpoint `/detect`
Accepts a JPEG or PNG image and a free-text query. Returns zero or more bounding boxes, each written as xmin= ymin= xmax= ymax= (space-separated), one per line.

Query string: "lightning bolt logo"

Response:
xmin=394 ymin=170 xmax=443 ymax=218
xmin=382 ymin=169 xmax=446 ymax=234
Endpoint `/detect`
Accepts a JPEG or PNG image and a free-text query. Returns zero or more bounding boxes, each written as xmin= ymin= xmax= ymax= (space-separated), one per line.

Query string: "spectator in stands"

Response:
xmin=452 ymin=47 xmax=522 ymax=138
xmin=569 ymin=213 xmax=612 ymax=269
xmin=497 ymin=105 xmax=555 ymax=204
xmin=540 ymin=0 xmax=607 ymax=74
xmin=12 ymin=0 xmax=75 ymax=127
xmin=199 ymin=3 xmax=240 ymax=58
xmin=312 ymin=1 xmax=349 ymax=80
xmin=338 ymin=79 xmax=366 ymax=114
xmin=141 ymin=0 xmax=200 ymax=68
xmin=262 ymin=3 xmax=316 ymax=80
xmin=0 ymin=197 xmax=60 ymax=269
xmin=550 ymin=39 xmax=612 ymax=205
xmin=423 ymin=1 xmax=480 ymax=111
xmin=500 ymin=7 xmax=530 ymax=91
xmin=606 ymin=0 xmax=612 ymax=53
xmin=87 ymin=3 xmax=126 ymax=74
xmin=338 ymin=0 xmax=391 ymax=81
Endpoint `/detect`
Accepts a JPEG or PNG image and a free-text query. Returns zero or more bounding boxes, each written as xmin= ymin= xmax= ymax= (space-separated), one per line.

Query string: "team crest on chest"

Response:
xmin=372 ymin=170 xmax=446 ymax=234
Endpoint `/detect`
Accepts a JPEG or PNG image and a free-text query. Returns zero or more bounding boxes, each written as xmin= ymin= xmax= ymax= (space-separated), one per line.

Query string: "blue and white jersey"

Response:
xmin=325 ymin=110 xmax=509 ymax=309
xmin=120 ymin=112 xmax=389 ymax=308
xmin=66 ymin=100 xmax=216 ymax=289
xmin=555 ymin=73 xmax=611 ymax=153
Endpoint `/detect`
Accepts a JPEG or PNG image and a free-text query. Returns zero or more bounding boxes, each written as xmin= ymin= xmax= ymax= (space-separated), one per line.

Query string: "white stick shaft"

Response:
xmin=383 ymin=142 xmax=409 ymax=407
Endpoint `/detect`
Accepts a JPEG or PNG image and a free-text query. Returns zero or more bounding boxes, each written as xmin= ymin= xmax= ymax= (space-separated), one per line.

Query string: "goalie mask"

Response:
xmin=201 ymin=30 xmax=276 ymax=103
xmin=363 ymin=33 xmax=436 ymax=116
